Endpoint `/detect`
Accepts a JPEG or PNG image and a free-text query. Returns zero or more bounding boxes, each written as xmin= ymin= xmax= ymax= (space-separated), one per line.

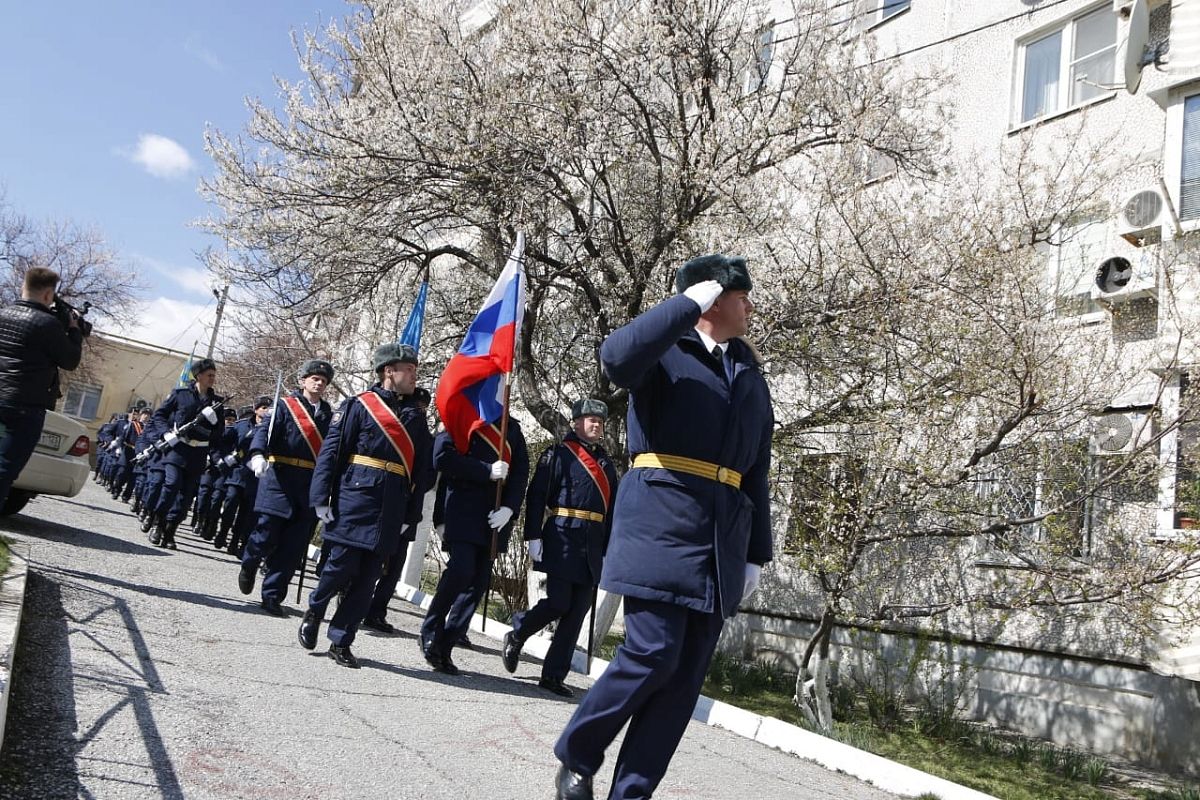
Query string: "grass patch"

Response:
xmin=0 ymin=535 xmax=9 ymax=585
xmin=699 ymin=652 xmax=1195 ymax=800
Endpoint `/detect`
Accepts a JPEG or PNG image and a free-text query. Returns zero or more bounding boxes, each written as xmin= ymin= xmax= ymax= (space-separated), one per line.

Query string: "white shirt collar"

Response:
xmin=694 ymin=327 xmax=728 ymax=355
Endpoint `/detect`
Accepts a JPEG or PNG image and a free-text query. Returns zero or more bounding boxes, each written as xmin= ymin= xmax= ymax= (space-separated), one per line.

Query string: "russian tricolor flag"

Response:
xmin=436 ymin=233 xmax=526 ymax=453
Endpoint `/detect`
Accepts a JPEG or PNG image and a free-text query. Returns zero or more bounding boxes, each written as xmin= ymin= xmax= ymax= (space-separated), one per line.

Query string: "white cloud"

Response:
xmin=108 ymin=296 xmax=234 ymax=356
xmin=134 ymin=254 xmax=216 ymax=299
xmin=184 ymin=38 xmax=225 ymax=72
xmin=126 ymin=134 xmax=196 ymax=179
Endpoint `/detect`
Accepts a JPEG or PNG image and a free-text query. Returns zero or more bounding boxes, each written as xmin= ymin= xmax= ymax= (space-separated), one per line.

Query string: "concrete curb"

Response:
xmin=0 ymin=550 xmax=29 ymax=757
xmin=396 ymin=582 xmax=998 ymax=800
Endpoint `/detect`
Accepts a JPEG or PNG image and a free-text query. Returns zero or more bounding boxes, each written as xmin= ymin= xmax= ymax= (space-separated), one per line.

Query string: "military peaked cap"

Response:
xmin=674 ymin=254 xmax=753 ymax=295
xmin=572 ymin=398 xmax=608 ymax=420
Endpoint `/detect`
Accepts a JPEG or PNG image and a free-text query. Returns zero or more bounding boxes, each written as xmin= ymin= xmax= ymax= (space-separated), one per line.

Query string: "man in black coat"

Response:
xmin=0 ymin=266 xmax=83 ymax=509
xmin=502 ymin=398 xmax=618 ymax=697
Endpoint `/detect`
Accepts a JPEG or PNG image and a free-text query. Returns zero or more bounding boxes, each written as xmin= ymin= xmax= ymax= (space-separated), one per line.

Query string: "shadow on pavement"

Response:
xmin=46 ymin=564 xmax=273 ymax=618
xmin=0 ymin=514 xmax=167 ymax=558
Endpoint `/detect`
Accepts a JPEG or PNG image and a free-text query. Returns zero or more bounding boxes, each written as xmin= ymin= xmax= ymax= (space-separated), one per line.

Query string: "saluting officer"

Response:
xmin=552 ymin=255 xmax=774 ymax=800
xmin=297 ymin=343 xmax=433 ymax=668
xmin=149 ymin=358 xmax=226 ymax=549
xmin=501 ymin=398 xmax=618 ymax=698
xmin=237 ymin=360 xmax=334 ymax=616
xmin=420 ymin=414 xmax=529 ymax=675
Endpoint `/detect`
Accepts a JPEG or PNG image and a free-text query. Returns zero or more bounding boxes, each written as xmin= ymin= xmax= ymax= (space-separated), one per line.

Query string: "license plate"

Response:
xmin=38 ymin=431 xmax=62 ymax=451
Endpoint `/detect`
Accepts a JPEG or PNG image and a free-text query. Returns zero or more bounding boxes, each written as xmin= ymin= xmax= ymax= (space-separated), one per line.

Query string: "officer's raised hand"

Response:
xmin=488 ymin=506 xmax=514 ymax=530
xmin=683 ymin=279 xmax=724 ymax=312
xmin=527 ymin=538 xmax=544 ymax=562
xmin=248 ymin=453 xmax=269 ymax=477
xmin=489 ymin=460 xmax=509 ymax=481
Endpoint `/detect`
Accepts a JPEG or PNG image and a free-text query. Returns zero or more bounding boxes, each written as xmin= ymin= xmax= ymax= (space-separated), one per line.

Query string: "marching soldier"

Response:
xmin=149 ymin=359 xmax=226 ymax=549
xmin=111 ymin=405 xmax=148 ymax=503
xmin=501 ymin=398 xmax=618 ymax=698
xmin=94 ymin=414 xmax=120 ymax=483
xmin=213 ymin=398 xmax=271 ymax=554
xmin=552 ymin=255 xmax=774 ymax=800
xmin=297 ymin=343 xmax=433 ymax=668
xmin=237 ymin=360 xmax=334 ymax=615
xmin=420 ymin=414 xmax=529 ymax=675
xmin=128 ymin=407 xmax=155 ymax=515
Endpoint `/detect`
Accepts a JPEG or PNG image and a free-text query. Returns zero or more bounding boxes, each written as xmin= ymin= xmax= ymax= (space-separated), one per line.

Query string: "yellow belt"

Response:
xmin=350 ymin=454 xmax=408 ymax=476
xmin=552 ymin=507 xmax=605 ymax=523
xmin=632 ymin=453 xmax=742 ymax=489
xmin=269 ymin=455 xmax=315 ymax=470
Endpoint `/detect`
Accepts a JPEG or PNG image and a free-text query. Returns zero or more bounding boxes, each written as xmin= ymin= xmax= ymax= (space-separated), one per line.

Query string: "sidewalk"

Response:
xmin=0 ymin=483 xmax=902 ymax=800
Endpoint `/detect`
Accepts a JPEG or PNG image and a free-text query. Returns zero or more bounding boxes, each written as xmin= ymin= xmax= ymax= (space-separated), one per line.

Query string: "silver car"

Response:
xmin=3 ymin=410 xmax=91 ymax=515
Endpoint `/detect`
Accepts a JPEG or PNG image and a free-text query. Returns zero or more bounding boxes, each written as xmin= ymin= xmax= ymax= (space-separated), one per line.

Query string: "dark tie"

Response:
xmin=711 ymin=345 xmax=723 ymax=360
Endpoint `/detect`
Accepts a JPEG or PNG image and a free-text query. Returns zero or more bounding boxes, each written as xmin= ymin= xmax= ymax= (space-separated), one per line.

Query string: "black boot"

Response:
xmin=501 ymin=632 xmax=523 ymax=673
xmin=298 ymin=610 xmax=321 ymax=650
xmin=161 ymin=519 xmax=178 ymax=550
xmin=213 ymin=518 xmax=232 ymax=550
xmin=555 ymin=764 xmax=594 ymax=800
xmin=141 ymin=513 xmax=156 ymax=535
xmin=131 ymin=497 xmax=142 ymax=515
xmin=328 ymin=644 xmax=360 ymax=669
xmin=237 ymin=563 xmax=256 ymax=595
xmin=152 ymin=516 xmax=168 ymax=547
xmin=539 ymin=677 xmax=574 ymax=698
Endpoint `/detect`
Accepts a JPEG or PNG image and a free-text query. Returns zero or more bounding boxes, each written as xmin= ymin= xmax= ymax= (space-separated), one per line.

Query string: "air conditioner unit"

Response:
xmin=1091 ymin=409 xmax=1154 ymax=455
xmin=1116 ymin=187 xmax=1165 ymax=246
xmin=1091 ymin=248 xmax=1158 ymax=304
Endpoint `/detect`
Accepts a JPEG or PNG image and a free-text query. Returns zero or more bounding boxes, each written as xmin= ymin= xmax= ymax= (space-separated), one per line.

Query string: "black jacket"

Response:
xmin=0 ymin=300 xmax=83 ymax=409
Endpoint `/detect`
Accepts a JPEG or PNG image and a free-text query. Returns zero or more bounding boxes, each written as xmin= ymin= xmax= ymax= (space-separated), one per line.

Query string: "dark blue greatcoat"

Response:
xmin=523 ymin=432 xmax=619 ymax=586
xmin=249 ymin=390 xmax=331 ymax=519
xmin=151 ymin=384 xmax=225 ymax=468
xmin=222 ymin=417 xmax=257 ymax=489
xmin=310 ymin=386 xmax=434 ymax=555
xmin=433 ymin=420 xmax=530 ymax=551
xmin=599 ymin=293 xmax=774 ymax=619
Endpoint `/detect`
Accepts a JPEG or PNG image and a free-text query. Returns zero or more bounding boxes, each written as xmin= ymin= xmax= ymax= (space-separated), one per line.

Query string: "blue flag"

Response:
xmin=399 ymin=280 xmax=428 ymax=354
xmin=175 ymin=343 xmax=197 ymax=389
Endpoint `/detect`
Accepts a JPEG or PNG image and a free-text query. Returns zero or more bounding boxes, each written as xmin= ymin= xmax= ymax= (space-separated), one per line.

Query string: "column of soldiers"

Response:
xmin=94 ymin=251 xmax=770 ymax=799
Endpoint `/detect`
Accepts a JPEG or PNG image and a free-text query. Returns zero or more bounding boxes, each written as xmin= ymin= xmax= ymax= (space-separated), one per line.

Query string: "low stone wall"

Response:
xmin=720 ymin=611 xmax=1200 ymax=776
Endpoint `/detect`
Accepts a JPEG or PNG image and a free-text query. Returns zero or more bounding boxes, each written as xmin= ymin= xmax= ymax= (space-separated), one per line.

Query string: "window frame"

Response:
xmin=1011 ymin=2 xmax=1118 ymax=129
xmin=866 ymin=0 xmax=912 ymax=30
xmin=61 ymin=382 xmax=104 ymax=421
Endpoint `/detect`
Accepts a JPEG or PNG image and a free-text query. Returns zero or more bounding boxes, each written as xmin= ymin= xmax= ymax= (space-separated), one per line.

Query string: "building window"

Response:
xmin=1181 ymin=94 xmax=1200 ymax=220
xmin=1016 ymin=4 xmax=1116 ymax=124
xmin=1049 ymin=220 xmax=1105 ymax=318
xmin=62 ymin=383 xmax=103 ymax=420
xmin=748 ymin=22 xmax=775 ymax=92
xmin=871 ymin=0 xmax=911 ymax=27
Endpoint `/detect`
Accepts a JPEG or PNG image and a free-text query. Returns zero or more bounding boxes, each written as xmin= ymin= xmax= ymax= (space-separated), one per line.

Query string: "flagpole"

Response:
xmin=482 ymin=374 xmax=513 ymax=634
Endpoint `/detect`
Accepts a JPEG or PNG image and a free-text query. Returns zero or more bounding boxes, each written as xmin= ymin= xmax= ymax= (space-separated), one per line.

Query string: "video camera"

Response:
xmin=52 ymin=297 xmax=93 ymax=337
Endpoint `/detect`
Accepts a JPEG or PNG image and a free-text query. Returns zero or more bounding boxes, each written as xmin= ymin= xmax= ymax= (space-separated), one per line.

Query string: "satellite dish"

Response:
xmin=1121 ymin=0 xmax=1151 ymax=94
xmin=1095 ymin=256 xmax=1134 ymax=293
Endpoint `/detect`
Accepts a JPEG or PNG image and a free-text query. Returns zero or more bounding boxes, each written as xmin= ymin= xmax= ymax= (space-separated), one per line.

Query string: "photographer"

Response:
xmin=0 ymin=266 xmax=84 ymax=510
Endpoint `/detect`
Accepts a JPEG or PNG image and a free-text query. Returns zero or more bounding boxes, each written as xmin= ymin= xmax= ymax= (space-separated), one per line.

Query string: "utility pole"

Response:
xmin=206 ymin=283 xmax=229 ymax=359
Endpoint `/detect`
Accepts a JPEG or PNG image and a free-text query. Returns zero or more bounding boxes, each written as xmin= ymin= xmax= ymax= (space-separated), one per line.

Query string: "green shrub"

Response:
xmin=1083 ymin=757 xmax=1107 ymax=786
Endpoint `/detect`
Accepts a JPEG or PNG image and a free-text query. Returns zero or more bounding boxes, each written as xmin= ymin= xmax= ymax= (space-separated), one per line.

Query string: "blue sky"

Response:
xmin=0 ymin=1 xmax=346 ymax=352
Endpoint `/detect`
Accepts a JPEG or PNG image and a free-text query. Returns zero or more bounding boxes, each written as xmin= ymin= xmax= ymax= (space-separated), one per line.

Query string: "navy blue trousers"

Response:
xmin=242 ymin=511 xmax=316 ymax=604
xmin=0 ymin=405 xmax=44 ymax=509
xmin=141 ymin=468 xmax=166 ymax=512
xmin=367 ymin=545 xmax=409 ymax=621
xmin=511 ymin=575 xmax=593 ymax=682
xmin=307 ymin=543 xmax=385 ymax=647
xmin=111 ymin=459 xmax=136 ymax=501
xmin=155 ymin=457 xmax=205 ymax=523
xmin=421 ymin=540 xmax=490 ymax=654
xmin=554 ymin=597 xmax=724 ymax=800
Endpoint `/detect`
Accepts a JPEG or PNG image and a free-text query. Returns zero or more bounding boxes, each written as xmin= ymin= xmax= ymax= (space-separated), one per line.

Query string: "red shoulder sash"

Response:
xmin=282 ymin=396 xmax=323 ymax=460
xmin=357 ymin=391 xmax=415 ymax=479
xmin=564 ymin=440 xmax=611 ymax=511
xmin=474 ymin=423 xmax=512 ymax=463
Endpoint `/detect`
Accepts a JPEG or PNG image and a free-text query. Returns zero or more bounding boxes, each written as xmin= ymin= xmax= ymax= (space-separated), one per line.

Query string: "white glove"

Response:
xmin=528 ymin=539 xmax=544 ymax=561
xmin=249 ymin=454 xmax=268 ymax=477
xmin=200 ymin=406 xmax=219 ymax=424
xmin=683 ymin=279 xmax=724 ymax=313
xmin=489 ymin=460 xmax=509 ymax=481
xmin=315 ymin=504 xmax=335 ymax=524
xmin=164 ymin=431 xmax=180 ymax=447
xmin=222 ymin=454 xmax=237 ymax=468
xmin=488 ymin=506 xmax=514 ymax=530
xmin=435 ymin=524 xmax=445 ymax=537
xmin=742 ymin=563 xmax=762 ymax=602
xmin=108 ymin=440 xmax=120 ymax=451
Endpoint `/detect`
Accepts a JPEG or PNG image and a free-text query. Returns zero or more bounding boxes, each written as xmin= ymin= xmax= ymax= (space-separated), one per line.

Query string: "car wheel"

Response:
xmin=0 ymin=490 xmax=34 ymax=516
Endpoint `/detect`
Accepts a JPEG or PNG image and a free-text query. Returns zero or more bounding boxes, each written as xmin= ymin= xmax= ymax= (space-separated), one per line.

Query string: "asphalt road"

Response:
xmin=0 ymin=481 xmax=898 ymax=800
